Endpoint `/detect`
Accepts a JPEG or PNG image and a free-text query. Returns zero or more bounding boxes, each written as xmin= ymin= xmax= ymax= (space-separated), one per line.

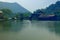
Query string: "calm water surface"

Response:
xmin=0 ymin=20 xmax=60 ymax=40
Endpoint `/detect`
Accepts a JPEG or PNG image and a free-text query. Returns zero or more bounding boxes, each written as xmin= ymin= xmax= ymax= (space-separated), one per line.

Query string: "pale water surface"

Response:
xmin=0 ymin=20 xmax=60 ymax=40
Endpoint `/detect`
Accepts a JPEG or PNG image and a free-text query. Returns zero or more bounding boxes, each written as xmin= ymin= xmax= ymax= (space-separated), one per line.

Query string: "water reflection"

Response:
xmin=0 ymin=21 xmax=11 ymax=32
xmin=0 ymin=20 xmax=24 ymax=32
xmin=0 ymin=20 xmax=60 ymax=34
xmin=47 ymin=21 xmax=60 ymax=35
xmin=0 ymin=20 xmax=60 ymax=40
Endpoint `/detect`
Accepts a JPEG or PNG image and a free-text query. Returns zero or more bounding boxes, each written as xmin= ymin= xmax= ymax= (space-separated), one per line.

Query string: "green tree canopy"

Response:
xmin=0 ymin=8 xmax=13 ymax=18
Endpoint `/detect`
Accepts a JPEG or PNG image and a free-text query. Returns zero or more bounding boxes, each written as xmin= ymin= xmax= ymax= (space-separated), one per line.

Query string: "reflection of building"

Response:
xmin=0 ymin=11 xmax=4 ymax=19
xmin=39 ymin=14 xmax=55 ymax=17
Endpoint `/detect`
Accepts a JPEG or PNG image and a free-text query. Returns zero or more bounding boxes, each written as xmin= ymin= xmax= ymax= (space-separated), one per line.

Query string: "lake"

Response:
xmin=0 ymin=20 xmax=60 ymax=40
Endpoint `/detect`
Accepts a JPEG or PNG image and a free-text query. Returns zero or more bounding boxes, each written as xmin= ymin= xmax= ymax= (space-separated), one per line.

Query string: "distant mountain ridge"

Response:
xmin=0 ymin=2 xmax=31 ymax=13
xmin=45 ymin=1 xmax=60 ymax=14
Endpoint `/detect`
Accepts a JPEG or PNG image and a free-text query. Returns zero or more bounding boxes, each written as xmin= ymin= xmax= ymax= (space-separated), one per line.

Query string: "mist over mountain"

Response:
xmin=0 ymin=2 xmax=31 ymax=13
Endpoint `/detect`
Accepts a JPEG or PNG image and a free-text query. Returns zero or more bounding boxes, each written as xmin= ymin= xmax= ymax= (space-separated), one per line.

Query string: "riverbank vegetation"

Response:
xmin=0 ymin=1 xmax=60 ymax=21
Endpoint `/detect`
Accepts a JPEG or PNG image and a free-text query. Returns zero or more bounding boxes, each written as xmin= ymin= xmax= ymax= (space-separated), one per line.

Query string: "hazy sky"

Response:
xmin=0 ymin=0 xmax=59 ymax=12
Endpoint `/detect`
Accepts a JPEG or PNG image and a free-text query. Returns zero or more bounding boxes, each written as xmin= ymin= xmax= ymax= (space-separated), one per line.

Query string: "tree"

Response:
xmin=54 ymin=10 xmax=60 ymax=16
xmin=34 ymin=9 xmax=44 ymax=14
xmin=0 ymin=8 xmax=13 ymax=19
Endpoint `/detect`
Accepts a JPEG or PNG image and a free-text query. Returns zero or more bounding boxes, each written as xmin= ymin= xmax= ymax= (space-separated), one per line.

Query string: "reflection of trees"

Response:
xmin=48 ymin=21 xmax=60 ymax=35
xmin=10 ymin=20 xmax=24 ymax=32
xmin=3 ymin=21 xmax=12 ymax=31
xmin=0 ymin=20 xmax=24 ymax=32
xmin=54 ymin=21 xmax=60 ymax=34
xmin=0 ymin=21 xmax=12 ymax=31
xmin=47 ymin=21 xmax=55 ymax=32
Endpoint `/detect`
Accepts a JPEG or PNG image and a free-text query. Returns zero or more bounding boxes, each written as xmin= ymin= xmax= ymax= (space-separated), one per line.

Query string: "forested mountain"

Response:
xmin=0 ymin=2 xmax=30 ymax=13
xmin=45 ymin=1 xmax=60 ymax=15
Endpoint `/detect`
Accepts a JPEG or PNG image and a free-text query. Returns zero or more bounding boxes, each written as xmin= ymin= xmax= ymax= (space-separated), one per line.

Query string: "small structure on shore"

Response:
xmin=0 ymin=11 xmax=4 ymax=19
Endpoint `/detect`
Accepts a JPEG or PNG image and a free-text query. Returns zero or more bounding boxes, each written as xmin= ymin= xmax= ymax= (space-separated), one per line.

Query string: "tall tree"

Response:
xmin=0 ymin=8 xmax=13 ymax=18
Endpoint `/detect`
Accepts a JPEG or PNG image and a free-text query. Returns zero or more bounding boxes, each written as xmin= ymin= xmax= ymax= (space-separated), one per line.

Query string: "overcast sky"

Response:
xmin=0 ymin=0 xmax=59 ymax=12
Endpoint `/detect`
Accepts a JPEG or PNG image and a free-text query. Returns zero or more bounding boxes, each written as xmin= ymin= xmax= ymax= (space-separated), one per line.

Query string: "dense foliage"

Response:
xmin=0 ymin=1 xmax=60 ymax=20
